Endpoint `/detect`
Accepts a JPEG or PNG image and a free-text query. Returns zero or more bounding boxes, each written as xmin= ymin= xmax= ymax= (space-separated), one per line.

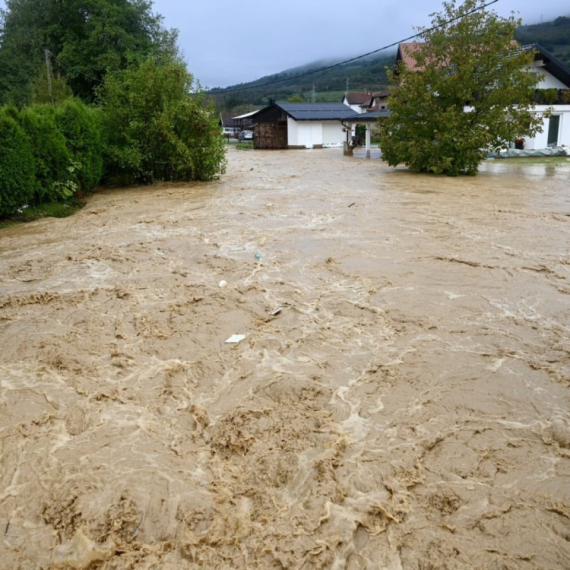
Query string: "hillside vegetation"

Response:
xmin=211 ymin=53 xmax=395 ymax=112
xmin=214 ymin=15 xmax=570 ymax=112
xmin=515 ymin=16 xmax=570 ymax=65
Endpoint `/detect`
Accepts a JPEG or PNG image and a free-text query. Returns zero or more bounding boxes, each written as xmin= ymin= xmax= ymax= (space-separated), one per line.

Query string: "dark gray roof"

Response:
xmin=343 ymin=109 xmax=390 ymax=122
xmin=531 ymin=44 xmax=570 ymax=88
xmin=276 ymin=102 xmax=359 ymax=121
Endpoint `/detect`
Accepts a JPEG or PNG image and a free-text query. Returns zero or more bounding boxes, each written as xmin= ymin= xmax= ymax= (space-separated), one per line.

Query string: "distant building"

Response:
xmin=220 ymin=113 xmax=241 ymax=137
xmin=341 ymin=92 xmax=372 ymax=114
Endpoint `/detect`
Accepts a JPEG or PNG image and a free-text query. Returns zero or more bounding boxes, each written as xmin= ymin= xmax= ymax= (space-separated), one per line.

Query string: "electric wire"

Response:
xmin=44 ymin=0 xmax=500 ymax=94
xmin=213 ymin=0 xmax=500 ymax=94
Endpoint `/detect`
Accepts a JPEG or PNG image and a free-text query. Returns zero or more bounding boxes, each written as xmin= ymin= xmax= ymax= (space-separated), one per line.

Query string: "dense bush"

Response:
xmin=0 ymin=108 xmax=36 ymax=217
xmin=100 ymin=58 xmax=225 ymax=185
xmin=54 ymin=100 xmax=104 ymax=192
xmin=19 ymin=105 xmax=74 ymax=203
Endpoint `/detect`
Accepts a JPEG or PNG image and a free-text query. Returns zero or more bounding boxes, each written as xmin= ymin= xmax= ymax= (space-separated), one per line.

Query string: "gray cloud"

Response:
xmin=156 ymin=0 xmax=570 ymax=88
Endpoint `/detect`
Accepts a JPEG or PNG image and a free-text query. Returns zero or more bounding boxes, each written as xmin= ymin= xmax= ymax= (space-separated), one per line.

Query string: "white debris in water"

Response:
xmin=226 ymin=334 xmax=246 ymax=344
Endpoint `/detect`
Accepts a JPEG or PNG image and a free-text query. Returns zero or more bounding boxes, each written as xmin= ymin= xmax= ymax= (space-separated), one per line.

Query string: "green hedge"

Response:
xmin=19 ymin=105 xmax=73 ymax=203
xmin=54 ymin=100 xmax=104 ymax=192
xmin=0 ymin=99 xmax=104 ymax=219
xmin=0 ymin=109 xmax=35 ymax=217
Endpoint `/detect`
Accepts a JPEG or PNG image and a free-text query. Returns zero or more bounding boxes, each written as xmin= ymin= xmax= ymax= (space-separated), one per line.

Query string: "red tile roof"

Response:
xmin=343 ymin=92 xmax=372 ymax=105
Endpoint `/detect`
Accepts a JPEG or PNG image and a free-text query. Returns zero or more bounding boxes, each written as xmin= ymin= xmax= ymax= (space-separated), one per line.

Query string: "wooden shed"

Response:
xmin=250 ymin=102 xmax=358 ymax=149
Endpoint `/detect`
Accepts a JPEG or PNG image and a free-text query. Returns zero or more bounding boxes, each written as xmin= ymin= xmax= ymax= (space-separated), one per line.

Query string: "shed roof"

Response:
xmin=343 ymin=109 xmax=390 ymax=123
xmin=275 ymin=102 xmax=359 ymax=121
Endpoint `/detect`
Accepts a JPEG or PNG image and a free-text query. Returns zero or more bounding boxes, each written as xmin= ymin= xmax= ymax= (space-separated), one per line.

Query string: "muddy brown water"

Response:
xmin=1 ymin=148 xmax=570 ymax=569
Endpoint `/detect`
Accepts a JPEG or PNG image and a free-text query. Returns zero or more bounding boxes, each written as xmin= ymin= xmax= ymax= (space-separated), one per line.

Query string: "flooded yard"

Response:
xmin=1 ymin=148 xmax=570 ymax=569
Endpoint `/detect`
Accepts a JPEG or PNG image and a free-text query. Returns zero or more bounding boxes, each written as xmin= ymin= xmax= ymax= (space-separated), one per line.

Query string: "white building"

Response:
xmin=397 ymin=42 xmax=570 ymax=151
xmin=341 ymin=92 xmax=371 ymax=114
xmin=523 ymin=45 xmax=570 ymax=150
xmin=250 ymin=102 xmax=358 ymax=149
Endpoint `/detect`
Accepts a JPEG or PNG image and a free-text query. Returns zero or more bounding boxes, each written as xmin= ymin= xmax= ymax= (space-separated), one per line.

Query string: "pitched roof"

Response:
xmin=531 ymin=44 xmax=570 ymax=88
xmin=396 ymin=42 xmax=570 ymax=88
xmin=343 ymin=92 xmax=372 ymax=105
xmin=396 ymin=42 xmax=424 ymax=71
xmin=233 ymin=110 xmax=259 ymax=120
xmin=275 ymin=102 xmax=359 ymax=121
xmin=221 ymin=113 xmax=239 ymax=127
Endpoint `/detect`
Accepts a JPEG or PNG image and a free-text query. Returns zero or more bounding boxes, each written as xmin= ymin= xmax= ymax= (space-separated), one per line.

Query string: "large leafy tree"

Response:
xmin=378 ymin=0 xmax=544 ymax=175
xmin=0 ymin=0 xmax=178 ymax=105
xmin=100 ymin=58 xmax=226 ymax=184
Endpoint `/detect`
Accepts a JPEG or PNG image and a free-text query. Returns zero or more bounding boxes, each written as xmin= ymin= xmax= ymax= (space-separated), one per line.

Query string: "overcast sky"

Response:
xmin=154 ymin=0 xmax=570 ymax=88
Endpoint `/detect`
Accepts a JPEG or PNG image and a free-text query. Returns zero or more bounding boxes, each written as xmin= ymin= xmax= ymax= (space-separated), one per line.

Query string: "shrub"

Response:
xmin=54 ymin=100 xmax=104 ymax=192
xmin=537 ymin=88 xmax=559 ymax=105
xmin=100 ymin=58 xmax=225 ymax=185
xmin=0 ymin=108 xmax=36 ymax=217
xmin=19 ymin=105 xmax=74 ymax=203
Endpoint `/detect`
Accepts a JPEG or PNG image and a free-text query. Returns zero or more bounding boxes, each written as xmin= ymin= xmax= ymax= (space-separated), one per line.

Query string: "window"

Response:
xmin=547 ymin=115 xmax=561 ymax=147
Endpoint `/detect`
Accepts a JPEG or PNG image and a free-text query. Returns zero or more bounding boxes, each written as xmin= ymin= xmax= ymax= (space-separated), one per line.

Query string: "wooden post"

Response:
xmin=45 ymin=49 xmax=54 ymax=104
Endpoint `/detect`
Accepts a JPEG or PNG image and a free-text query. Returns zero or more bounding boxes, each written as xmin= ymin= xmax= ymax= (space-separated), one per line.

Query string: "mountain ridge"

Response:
xmin=212 ymin=16 xmax=570 ymax=112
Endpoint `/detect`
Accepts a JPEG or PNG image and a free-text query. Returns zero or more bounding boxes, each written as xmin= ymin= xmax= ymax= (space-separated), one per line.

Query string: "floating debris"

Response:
xmin=225 ymin=334 xmax=246 ymax=344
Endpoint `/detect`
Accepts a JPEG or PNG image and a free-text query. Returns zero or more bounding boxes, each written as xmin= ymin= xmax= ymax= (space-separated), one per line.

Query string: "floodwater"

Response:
xmin=1 ymin=149 xmax=570 ymax=569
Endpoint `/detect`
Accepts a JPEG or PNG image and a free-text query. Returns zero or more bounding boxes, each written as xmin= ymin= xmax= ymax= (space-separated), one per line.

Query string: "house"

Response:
xmin=524 ymin=44 xmax=570 ymax=150
xmin=341 ymin=92 xmax=372 ymax=114
xmin=232 ymin=110 xmax=259 ymax=132
xmin=368 ymin=91 xmax=390 ymax=110
xmin=220 ymin=113 xmax=241 ymax=137
xmin=396 ymin=42 xmax=570 ymax=151
xmin=249 ymin=102 xmax=358 ymax=149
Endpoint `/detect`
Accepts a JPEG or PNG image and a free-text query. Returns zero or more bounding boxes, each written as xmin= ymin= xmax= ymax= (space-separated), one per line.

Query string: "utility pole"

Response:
xmin=45 ymin=49 xmax=54 ymax=104
xmin=345 ymin=77 xmax=349 ymax=95
xmin=312 ymin=83 xmax=316 ymax=103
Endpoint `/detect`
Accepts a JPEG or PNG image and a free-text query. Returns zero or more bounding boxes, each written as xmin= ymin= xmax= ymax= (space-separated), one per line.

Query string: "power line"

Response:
xmin=213 ymin=0 xmax=500 ymax=95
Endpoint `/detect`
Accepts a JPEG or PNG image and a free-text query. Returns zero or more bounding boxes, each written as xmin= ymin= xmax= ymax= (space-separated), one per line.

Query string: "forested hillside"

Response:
xmin=211 ymin=53 xmax=395 ymax=113
xmin=213 ymin=15 xmax=570 ymax=113
xmin=515 ymin=16 xmax=570 ymax=66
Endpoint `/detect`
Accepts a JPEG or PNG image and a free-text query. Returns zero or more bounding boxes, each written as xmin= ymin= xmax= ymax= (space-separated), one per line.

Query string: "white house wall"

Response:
xmin=533 ymin=65 xmax=568 ymax=90
xmin=322 ymin=122 xmax=346 ymax=145
xmin=342 ymin=97 xmax=366 ymax=114
xmin=525 ymin=105 xmax=570 ymax=149
xmin=287 ymin=117 xmax=299 ymax=146
xmin=298 ymin=123 xmax=322 ymax=148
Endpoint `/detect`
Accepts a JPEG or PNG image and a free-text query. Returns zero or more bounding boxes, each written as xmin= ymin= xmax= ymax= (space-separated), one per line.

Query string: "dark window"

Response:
xmin=547 ymin=115 xmax=560 ymax=147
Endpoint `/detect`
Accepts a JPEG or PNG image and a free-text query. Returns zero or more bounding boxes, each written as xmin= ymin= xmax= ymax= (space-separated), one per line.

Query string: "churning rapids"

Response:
xmin=1 ymin=148 xmax=570 ymax=569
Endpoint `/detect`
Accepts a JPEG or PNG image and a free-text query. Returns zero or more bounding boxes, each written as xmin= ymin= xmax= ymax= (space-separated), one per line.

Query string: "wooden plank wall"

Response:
xmin=254 ymin=122 xmax=287 ymax=149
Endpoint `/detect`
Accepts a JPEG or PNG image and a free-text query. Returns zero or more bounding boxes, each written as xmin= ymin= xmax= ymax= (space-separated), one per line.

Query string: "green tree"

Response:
xmin=31 ymin=69 xmax=74 ymax=105
xmin=0 ymin=0 xmax=178 ymax=105
xmin=378 ymin=0 xmax=544 ymax=175
xmin=100 ymin=58 xmax=226 ymax=185
xmin=0 ymin=107 xmax=36 ymax=216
